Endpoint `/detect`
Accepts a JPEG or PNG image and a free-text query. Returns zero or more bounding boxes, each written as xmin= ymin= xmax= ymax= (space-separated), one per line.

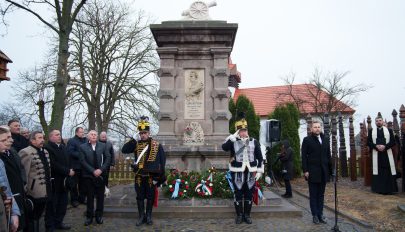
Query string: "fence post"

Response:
xmin=399 ymin=105 xmax=405 ymax=192
xmin=359 ymin=121 xmax=365 ymax=178
xmin=364 ymin=115 xmax=372 ymax=186
xmin=324 ymin=113 xmax=330 ymax=144
xmin=349 ymin=115 xmax=357 ymax=181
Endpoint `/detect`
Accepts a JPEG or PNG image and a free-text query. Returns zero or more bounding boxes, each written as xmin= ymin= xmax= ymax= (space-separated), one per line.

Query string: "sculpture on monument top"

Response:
xmin=182 ymin=1 xmax=217 ymax=20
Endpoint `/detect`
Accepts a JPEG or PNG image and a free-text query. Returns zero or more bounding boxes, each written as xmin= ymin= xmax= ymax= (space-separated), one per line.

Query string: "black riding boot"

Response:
xmin=244 ymin=200 xmax=252 ymax=224
xmin=234 ymin=201 xmax=243 ymax=224
xmin=136 ymin=200 xmax=146 ymax=226
xmin=95 ymin=211 xmax=104 ymax=224
xmin=33 ymin=220 xmax=40 ymax=232
xmin=146 ymin=199 xmax=153 ymax=225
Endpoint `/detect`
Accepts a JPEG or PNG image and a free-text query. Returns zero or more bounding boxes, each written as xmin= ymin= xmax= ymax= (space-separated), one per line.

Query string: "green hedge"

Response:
xmin=268 ymin=103 xmax=302 ymax=178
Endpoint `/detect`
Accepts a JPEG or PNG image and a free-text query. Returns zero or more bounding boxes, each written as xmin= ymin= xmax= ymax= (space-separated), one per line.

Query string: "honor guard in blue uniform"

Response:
xmin=121 ymin=116 xmax=166 ymax=226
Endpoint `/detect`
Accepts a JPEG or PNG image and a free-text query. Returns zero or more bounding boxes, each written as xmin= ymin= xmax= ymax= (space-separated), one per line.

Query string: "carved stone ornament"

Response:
xmin=183 ymin=122 xmax=205 ymax=145
xmin=182 ymin=1 xmax=217 ymax=20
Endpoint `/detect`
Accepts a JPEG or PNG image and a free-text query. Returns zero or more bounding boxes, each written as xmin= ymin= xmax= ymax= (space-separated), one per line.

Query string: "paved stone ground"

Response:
xmin=51 ymin=185 xmax=372 ymax=232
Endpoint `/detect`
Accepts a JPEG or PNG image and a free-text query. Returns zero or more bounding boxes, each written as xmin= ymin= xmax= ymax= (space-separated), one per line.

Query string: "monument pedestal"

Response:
xmin=104 ymin=185 xmax=302 ymax=219
xmin=151 ymin=20 xmax=238 ymax=171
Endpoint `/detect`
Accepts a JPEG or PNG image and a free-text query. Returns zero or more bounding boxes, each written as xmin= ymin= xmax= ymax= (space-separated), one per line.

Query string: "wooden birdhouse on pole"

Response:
xmin=0 ymin=50 xmax=12 ymax=82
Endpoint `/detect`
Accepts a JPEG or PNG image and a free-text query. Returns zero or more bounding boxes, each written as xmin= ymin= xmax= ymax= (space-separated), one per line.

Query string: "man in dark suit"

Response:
xmin=79 ymin=130 xmax=111 ymax=226
xmin=66 ymin=127 xmax=87 ymax=207
xmin=44 ymin=129 xmax=74 ymax=231
xmin=301 ymin=120 xmax=332 ymax=224
xmin=99 ymin=131 xmax=114 ymax=187
xmin=8 ymin=120 xmax=29 ymax=153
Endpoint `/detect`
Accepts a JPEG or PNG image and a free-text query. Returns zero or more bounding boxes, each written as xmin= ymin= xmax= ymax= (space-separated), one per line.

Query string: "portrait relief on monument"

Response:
xmin=184 ymin=69 xmax=205 ymax=119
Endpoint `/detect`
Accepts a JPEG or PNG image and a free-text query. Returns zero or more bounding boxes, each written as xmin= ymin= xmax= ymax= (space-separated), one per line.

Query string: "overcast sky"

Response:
xmin=1 ymin=0 xmax=405 ymax=128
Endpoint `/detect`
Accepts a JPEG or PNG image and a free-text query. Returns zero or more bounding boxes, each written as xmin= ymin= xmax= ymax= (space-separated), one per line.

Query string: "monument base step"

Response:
xmin=104 ymin=205 xmax=302 ymax=219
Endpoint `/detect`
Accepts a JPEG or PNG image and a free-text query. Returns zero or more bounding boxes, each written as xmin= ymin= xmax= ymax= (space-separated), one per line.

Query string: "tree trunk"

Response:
xmin=49 ymin=33 xmax=70 ymax=131
xmin=88 ymin=105 xmax=96 ymax=131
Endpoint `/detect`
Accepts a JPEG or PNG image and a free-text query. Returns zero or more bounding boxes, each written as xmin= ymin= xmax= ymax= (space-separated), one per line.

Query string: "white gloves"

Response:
xmin=133 ymin=131 xmax=140 ymax=141
xmin=255 ymin=172 xmax=262 ymax=181
xmin=227 ymin=134 xmax=237 ymax=142
xmin=104 ymin=187 xmax=111 ymax=198
xmin=265 ymin=176 xmax=272 ymax=185
xmin=226 ymin=130 xmax=239 ymax=142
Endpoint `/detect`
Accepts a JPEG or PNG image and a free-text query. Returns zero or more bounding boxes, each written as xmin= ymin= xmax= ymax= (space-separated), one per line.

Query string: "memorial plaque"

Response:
xmin=184 ymin=69 xmax=205 ymax=119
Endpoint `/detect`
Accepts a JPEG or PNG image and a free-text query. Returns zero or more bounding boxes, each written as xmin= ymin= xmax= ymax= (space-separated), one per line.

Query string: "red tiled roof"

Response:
xmin=228 ymin=58 xmax=241 ymax=83
xmin=233 ymin=84 xmax=355 ymax=117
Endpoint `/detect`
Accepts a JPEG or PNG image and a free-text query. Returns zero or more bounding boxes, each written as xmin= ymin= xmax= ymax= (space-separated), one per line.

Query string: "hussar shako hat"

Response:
xmin=137 ymin=116 xmax=150 ymax=132
xmin=235 ymin=112 xmax=248 ymax=131
xmin=375 ymin=112 xmax=383 ymax=120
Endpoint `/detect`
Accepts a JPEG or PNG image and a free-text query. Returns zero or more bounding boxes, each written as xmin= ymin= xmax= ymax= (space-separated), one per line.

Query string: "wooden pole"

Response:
xmin=349 ymin=115 xmax=357 ymax=181
xmin=399 ymin=105 xmax=405 ymax=192
xmin=364 ymin=115 xmax=372 ymax=186
xmin=359 ymin=121 xmax=365 ymax=177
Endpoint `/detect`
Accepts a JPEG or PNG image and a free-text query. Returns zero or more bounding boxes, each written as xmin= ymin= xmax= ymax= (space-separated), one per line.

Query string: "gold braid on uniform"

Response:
xmin=147 ymin=140 xmax=159 ymax=162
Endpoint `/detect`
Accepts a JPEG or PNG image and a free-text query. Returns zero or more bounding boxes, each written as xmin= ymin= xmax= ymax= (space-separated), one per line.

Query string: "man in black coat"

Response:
xmin=301 ymin=120 xmax=332 ymax=225
xmin=99 ymin=131 xmax=114 ymax=187
xmin=8 ymin=120 xmax=29 ymax=153
xmin=66 ymin=127 xmax=87 ymax=207
xmin=44 ymin=130 xmax=74 ymax=231
xmin=79 ymin=130 xmax=111 ymax=226
xmin=0 ymin=126 xmax=26 ymax=231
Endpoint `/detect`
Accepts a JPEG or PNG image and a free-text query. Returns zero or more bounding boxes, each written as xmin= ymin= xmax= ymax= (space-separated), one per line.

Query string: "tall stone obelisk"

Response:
xmin=151 ymin=1 xmax=238 ymax=171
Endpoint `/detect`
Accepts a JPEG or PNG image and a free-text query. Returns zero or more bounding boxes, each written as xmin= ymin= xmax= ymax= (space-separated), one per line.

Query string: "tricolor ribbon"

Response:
xmin=171 ymin=179 xmax=181 ymax=198
xmin=208 ymin=173 xmax=213 ymax=182
xmin=225 ymin=171 xmax=234 ymax=192
xmin=195 ymin=180 xmax=212 ymax=196
xmin=256 ymin=181 xmax=263 ymax=199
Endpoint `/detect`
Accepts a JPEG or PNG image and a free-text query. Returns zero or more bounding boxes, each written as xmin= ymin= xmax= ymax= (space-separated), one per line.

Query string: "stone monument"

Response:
xmin=150 ymin=1 xmax=238 ymax=171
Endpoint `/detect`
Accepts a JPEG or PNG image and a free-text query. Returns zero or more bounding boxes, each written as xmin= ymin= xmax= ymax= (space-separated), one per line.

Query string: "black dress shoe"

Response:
xmin=312 ymin=216 xmax=320 ymax=224
xmin=55 ymin=223 xmax=71 ymax=230
xmin=318 ymin=216 xmax=327 ymax=224
xmin=71 ymin=201 xmax=79 ymax=208
xmin=282 ymin=194 xmax=292 ymax=198
xmin=84 ymin=217 xmax=93 ymax=226
xmin=96 ymin=216 xmax=104 ymax=224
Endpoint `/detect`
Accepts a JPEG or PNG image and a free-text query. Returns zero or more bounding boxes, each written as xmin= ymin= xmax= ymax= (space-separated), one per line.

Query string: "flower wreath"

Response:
xmin=194 ymin=167 xmax=216 ymax=197
xmin=167 ymin=169 xmax=190 ymax=199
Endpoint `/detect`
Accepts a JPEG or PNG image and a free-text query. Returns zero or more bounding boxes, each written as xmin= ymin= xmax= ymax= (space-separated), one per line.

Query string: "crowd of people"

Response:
xmin=0 ymin=112 xmax=400 ymax=231
xmin=0 ymin=119 xmax=115 ymax=231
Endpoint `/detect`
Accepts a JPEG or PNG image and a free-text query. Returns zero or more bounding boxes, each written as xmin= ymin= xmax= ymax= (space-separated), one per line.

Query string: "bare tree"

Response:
xmin=281 ymin=68 xmax=372 ymax=119
xmin=0 ymin=103 xmax=41 ymax=130
xmin=11 ymin=57 xmax=87 ymax=136
xmin=1 ymin=0 xmax=86 ymax=132
xmin=68 ymin=1 xmax=159 ymax=134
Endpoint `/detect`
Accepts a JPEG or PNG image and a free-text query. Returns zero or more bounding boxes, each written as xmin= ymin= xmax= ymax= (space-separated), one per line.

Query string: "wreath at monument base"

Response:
xmin=163 ymin=168 xmax=238 ymax=199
